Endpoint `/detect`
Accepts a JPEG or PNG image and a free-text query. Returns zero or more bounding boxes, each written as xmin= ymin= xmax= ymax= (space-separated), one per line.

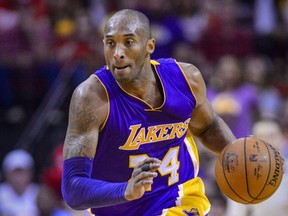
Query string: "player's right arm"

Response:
xmin=61 ymin=75 xmax=160 ymax=210
xmin=63 ymin=75 xmax=105 ymax=161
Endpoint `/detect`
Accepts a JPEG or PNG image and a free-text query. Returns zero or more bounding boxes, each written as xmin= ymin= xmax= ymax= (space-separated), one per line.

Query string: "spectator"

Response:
xmin=0 ymin=149 xmax=39 ymax=216
xmin=199 ymin=1 xmax=254 ymax=63
xmin=136 ymin=0 xmax=185 ymax=59
xmin=207 ymin=55 xmax=259 ymax=138
xmin=280 ymin=99 xmax=288 ymax=141
xmin=244 ymin=55 xmax=283 ymax=119
xmin=37 ymin=144 xmax=90 ymax=216
xmin=253 ymin=0 xmax=287 ymax=59
xmin=173 ymin=0 xmax=208 ymax=45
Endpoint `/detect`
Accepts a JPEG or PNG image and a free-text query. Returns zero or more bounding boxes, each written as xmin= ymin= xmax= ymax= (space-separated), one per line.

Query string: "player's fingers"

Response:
xmin=149 ymin=161 xmax=161 ymax=172
xmin=141 ymin=163 xmax=150 ymax=171
xmin=137 ymin=177 xmax=155 ymax=191
xmin=132 ymin=158 xmax=161 ymax=177
xmin=140 ymin=162 xmax=161 ymax=172
xmin=142 ymin=157 xmax=162 ymax=166
xmin=132 ymin=171 xmax=158 ymax=186
xmin=139 ymin=158 xmax=161 ymax=171
xmin=135 ymin=157 xmax=161 ymax=169
xmin=139 ymin=171 xmax=158 ymax=180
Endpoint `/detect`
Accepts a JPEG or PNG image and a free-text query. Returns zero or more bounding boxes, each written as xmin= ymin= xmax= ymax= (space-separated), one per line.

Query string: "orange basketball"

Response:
xmin=215 ymin=136 xmax=284 ymax=204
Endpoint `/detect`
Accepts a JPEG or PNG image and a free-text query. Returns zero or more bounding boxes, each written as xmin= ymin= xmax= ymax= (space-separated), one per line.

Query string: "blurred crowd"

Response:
xmin=0 ymin=0 xmax=288 ymax=215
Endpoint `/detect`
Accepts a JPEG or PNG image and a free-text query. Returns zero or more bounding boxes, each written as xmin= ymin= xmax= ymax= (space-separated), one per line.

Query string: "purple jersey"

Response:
xmin=91 ymin=58 xmax=210 ymax=216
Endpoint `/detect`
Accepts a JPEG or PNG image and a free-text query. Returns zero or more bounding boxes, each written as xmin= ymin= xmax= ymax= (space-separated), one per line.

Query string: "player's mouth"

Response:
xmin=114 ymin=65 xmax=129 ymax=72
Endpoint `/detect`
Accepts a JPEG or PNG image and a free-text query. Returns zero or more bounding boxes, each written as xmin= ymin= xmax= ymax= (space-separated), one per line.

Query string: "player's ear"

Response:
xmin=147 ymin=38 xmax=155 ymax=54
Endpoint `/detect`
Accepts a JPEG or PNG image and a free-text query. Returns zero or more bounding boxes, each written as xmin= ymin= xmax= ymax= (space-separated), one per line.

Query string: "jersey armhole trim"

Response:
xmin=173 ymin=59 xmax=198 ymax=107
xmin=150 ymin=59 xmax=160 ymax=65
xmin=91 ymin=74 xmax=110 ymax=132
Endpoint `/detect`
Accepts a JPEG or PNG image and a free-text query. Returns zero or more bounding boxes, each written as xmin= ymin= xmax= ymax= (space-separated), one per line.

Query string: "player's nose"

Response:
xmin=113 ymin=44 xmax=124 ymax=61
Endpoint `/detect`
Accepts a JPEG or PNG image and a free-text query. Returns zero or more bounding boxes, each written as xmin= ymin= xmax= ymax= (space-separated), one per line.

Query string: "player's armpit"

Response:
xmin=189 ymin=99 xmax=235 ymax=153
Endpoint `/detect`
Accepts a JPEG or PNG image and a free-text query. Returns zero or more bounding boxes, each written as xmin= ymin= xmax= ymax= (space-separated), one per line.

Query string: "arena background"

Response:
xmin=0 ymin=0 xmax=287 ymax=214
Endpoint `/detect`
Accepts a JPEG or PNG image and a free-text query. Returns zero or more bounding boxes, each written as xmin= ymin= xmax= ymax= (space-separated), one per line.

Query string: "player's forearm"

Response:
xmin=61 ymin=157 xmax=128 ymax=210
xmin=196 ymin=115 xmax=236 ymax=153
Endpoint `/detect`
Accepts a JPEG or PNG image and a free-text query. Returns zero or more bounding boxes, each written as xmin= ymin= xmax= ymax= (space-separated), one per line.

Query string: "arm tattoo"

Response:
xmin=70 ymin=110 xmax=96 ymax=132
xmin=70 ymin=95 xmax=97 ymax=132
xmin=64 ymin=93 xmax=98 ymax=159
xmin=64 ymin=135 xmax=93 ymax=158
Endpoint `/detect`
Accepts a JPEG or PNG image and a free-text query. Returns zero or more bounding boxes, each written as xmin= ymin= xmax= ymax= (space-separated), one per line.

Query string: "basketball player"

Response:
xmin=61 ymin=9 xmax=236 ymax=216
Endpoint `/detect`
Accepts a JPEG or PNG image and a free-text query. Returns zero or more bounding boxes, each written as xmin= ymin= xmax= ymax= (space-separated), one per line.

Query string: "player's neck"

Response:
xmin=118 ymin=64 xmax=163 ymax=107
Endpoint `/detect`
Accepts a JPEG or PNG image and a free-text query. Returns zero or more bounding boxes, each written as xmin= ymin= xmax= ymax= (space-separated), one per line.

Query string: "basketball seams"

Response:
xmin=253 ymin=140 xmax=273 ymax=201
xmin=221 ymin=143 xmax=250 ymax=204
xmin=246 ymin=138 xmax=272 ymax=203
xmin=244 ymin=137 xmax=250 ymax=202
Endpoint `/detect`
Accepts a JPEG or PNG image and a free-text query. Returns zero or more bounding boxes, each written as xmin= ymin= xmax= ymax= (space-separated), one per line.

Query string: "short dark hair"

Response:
xmin=104 ymin=9 xmax=151 ymax=39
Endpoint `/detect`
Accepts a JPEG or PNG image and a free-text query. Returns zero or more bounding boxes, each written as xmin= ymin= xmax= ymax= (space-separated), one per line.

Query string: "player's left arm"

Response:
xmin=178 ymin=62 xmax=236 ymax=153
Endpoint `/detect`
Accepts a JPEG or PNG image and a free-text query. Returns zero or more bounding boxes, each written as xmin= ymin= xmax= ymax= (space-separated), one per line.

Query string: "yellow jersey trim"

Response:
xmin=174 ymin=59 xmax=198 ymax=106
xmin=91 ymin=74 xmax=110 ymax=132
xmin=161 ymin=178 xmax=211 ymax=216
xmin=184 ymin=131 xmax=200 ymax=178
xmin=114 ymin=61 xmax=166 ymax=111
xmin=150 ymin=59 xmax=160 ymax=65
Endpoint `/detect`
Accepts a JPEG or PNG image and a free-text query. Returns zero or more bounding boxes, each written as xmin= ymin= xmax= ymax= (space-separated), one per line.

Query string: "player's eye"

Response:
xmin=126 ymin=39 xmax=134 ymax=46
xmin=106 ymin=40 xmax=115 ymax=47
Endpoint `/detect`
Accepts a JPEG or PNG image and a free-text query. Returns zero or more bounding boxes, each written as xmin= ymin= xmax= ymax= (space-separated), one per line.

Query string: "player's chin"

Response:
xmin=113 ymin=66 xmax=131 ymax=78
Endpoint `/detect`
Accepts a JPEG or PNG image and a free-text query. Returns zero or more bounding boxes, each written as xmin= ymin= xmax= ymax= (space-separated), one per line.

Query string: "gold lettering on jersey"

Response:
xmin=119 ymin=118 xmax=191 ymax=150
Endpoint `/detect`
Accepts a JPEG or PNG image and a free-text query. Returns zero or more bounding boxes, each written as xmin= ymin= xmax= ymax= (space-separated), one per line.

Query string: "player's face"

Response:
xmin=103 ymin=19 xmax=155 ymax=82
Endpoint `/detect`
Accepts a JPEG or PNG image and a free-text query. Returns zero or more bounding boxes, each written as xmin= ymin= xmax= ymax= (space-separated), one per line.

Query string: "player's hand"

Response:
xmin=124 ymin=157 xmax=161 ymax=201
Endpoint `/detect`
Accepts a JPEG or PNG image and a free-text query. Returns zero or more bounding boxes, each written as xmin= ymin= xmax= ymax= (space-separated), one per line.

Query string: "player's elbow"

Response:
xmin=67 ymin=203 xmax=88 ymax=211
xmin=64 ymin=200 xmax=86 ymax=211
xmin=61 ymin=157 xmax=96 ymax=210
xmin=61 ymin=179 xmax=89 ymax=210
xmin=62 ymin=189 xmax=88 ymax=210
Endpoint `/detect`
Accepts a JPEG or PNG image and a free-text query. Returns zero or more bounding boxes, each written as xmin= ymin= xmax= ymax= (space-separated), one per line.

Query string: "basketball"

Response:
xmin=215 ymin=136 xmax=284 ymax=204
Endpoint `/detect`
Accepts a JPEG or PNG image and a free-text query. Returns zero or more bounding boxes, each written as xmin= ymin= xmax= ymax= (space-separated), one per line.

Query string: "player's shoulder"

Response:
xmin=69 ymin=75 xmax=108 ymax=125
xmin=177 ymin=61 xmax=207 ymax=105
xmin=72 ymin=75 xmax=107 ymax=105
xmin=176 ymin=62 xmax=204 ymax=87
xmin=177 ymin=62 xmax=201 ymax=78
xmin=155 ymin=58 xmax=200 ymax=74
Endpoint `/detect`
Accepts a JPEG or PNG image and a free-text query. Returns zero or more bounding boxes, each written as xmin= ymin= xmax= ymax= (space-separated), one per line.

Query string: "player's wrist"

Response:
xmin=124 ymin=191 xmax=133 ymax=201
xmin=124 ymin=184 xmax=137 ymax=201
